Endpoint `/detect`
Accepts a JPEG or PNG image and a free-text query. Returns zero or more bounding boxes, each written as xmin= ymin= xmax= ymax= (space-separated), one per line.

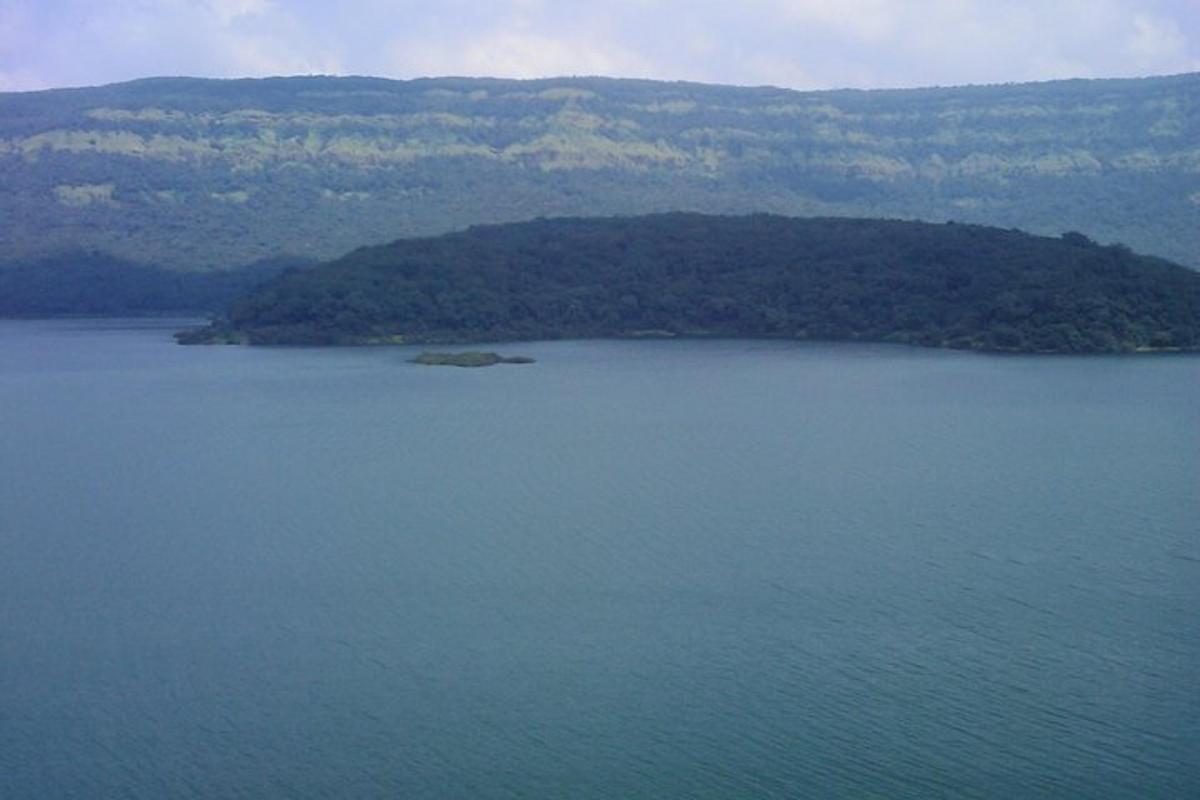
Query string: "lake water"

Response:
xmin=1 ymin=319 xmax=1197 ymax=798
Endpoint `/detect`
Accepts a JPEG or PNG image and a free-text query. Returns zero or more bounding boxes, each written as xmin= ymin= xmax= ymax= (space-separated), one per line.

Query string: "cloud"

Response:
xmin=1 ymin=0 xmax=345 ymax=84
xmin=1127 ymin=13 xmax=1198 ymax=70
xmin=217 ymin=32 xmax=343 ymax=77
xmin=207 ymin=0 xmax=273 ymax=25
xmin=0 ymin=69 xmax=48 ymax=92
xmin=770 ymin=0 xmax=898 ymax=43
xmin=720 ymin=0 xmax=1200 ymax=88
xmin=1 ymin=0 xmax=1197 ymax=92
xmin=394 ymin=29 xmax=653 ymax=80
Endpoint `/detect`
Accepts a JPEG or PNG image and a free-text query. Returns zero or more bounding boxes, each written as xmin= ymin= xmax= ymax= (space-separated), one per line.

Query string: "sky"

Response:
xmin=1 ymin=0 xmax=1198 ymax=93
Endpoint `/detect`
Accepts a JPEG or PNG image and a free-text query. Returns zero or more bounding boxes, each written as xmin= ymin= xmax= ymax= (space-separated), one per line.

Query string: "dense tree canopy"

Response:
xmin=181 ymin=214 xmax=1200 ymax=354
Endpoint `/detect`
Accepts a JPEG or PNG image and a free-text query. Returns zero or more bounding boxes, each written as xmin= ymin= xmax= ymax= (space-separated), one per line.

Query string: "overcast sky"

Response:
xmin=2 ymin=0 xmax=1197 ymax=93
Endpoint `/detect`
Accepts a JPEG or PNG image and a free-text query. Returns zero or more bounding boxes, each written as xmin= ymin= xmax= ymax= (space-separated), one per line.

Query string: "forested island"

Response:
xmin=177 ymin=214 xmax=1200 ymax=354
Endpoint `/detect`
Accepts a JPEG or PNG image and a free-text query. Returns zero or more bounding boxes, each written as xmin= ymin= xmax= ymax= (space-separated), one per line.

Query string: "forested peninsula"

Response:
xmin=178 ymin=214 xmax=1200 ymax=354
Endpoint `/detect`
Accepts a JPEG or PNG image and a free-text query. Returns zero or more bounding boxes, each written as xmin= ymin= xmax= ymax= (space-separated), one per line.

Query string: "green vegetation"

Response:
xmin=178 ymin=213 xmax=1200 ymax=354
xmin=0 ymin=252 xmax=311 ymax=316
xmin=1 ymin=72 xmax=1197 ymax=310
xmin=412 ymin=351 xmax=535 ymax=367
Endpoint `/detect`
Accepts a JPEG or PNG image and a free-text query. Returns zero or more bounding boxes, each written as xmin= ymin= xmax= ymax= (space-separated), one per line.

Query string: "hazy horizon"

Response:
xmin=3 ymin=1 xmax=1197 ymax=94
xmin=6 ymin=66 xmax=1200 ymax=97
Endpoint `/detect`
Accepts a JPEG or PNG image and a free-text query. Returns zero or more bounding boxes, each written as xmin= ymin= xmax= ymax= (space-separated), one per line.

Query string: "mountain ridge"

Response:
xmin=3 ymin=71 xmax=1197 ymax=283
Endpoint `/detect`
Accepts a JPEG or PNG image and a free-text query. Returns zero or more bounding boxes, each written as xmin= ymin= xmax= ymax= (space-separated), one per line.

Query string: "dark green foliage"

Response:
xmin=0 ymin=252 xmax=311 ymax=316
xmin=185 ymin=214 xmax=1200 ymax=353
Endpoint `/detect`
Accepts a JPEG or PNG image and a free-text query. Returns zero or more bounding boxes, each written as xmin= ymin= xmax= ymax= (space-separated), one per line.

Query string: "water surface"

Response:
xmin=2 ymin=320 xmax=1197 ymax=798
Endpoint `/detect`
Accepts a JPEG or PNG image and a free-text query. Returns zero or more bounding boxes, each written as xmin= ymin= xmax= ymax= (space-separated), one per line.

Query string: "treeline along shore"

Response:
xmin=178 ymin=213 xmax=1200 ymax=354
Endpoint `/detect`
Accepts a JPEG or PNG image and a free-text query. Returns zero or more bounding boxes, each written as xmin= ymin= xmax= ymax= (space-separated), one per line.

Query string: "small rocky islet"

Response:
xmin=410 ymin=351 xmax=535 ymax=367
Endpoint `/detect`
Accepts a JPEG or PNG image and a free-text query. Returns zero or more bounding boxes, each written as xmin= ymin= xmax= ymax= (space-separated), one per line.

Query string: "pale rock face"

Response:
xmin=1 ymin=74 xmax=1197 ymax=270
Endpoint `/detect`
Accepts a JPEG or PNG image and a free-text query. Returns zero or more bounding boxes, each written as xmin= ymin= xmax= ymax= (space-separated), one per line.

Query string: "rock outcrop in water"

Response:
xmin=411 ymin=351 xmax=535 ymax=367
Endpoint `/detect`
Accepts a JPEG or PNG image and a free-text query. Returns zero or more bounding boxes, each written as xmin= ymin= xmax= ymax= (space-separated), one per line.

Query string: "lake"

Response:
xmin=1 ymin=319 xmax=1197 ymax=798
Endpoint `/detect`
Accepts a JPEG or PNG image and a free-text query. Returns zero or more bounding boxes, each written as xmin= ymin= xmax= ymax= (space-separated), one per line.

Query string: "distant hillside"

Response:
xmin=179 ymin=214 xmax=1200 ymax=354
xmin=0 ymin=253 xmax=309 ymax=317
xmin=2 ymin=72 xmax=1197 ymax=278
